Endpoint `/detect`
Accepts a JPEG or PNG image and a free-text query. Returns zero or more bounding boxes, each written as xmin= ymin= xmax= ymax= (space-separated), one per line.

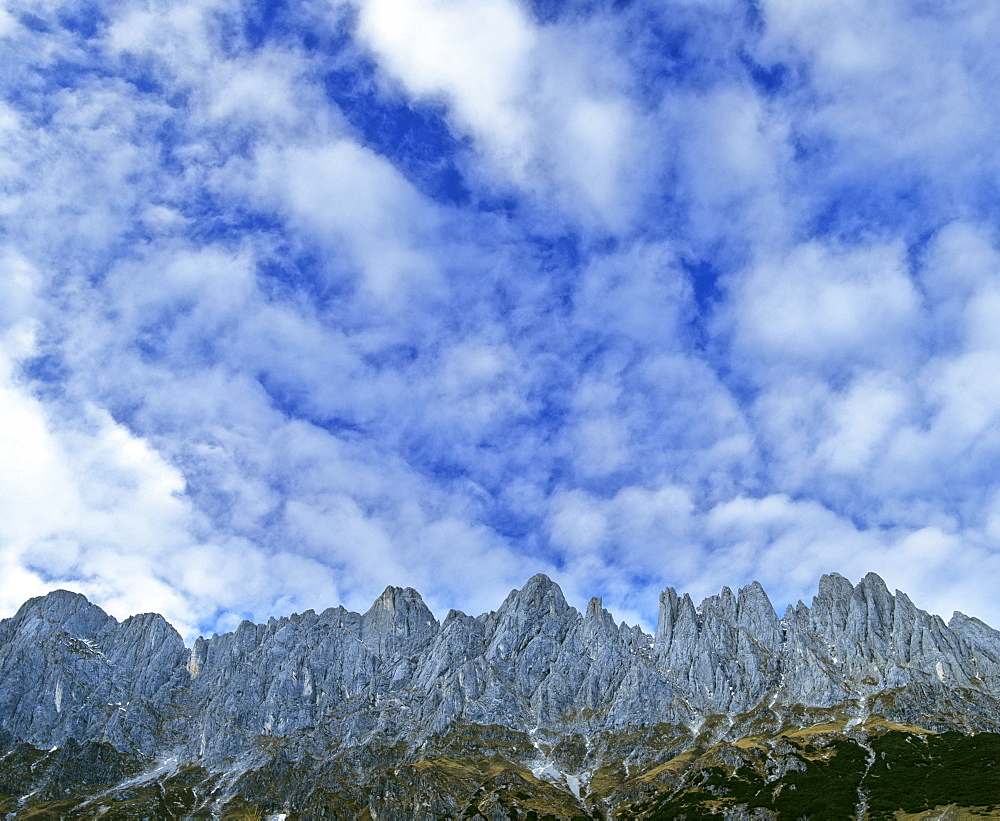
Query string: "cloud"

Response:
xmin=355 ymin=0 xmax=536 ymax=142
xmin=3 ymin=0 xmax=1000 ymax=644
xmin=752 ymin=0 xmax=1000 ymax=240
xmin=668 ymin=84 xmax=793 ymax=247
xmin=812 ymin=372 xmax=911 ymax=476
xmin=728 ymin=240 xmax=920 ymax=376
xmin=240 ymin=138 xmax=445 ymax=304
xmin=351 ymin=0 xmax=653 ymax=229
xmin=0 ymin=369 xmax=208 ymax=636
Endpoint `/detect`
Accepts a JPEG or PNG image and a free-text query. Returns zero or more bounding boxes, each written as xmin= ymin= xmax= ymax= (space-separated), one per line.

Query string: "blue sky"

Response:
xmin=3 ymin=0 xmax=1000 ymax=639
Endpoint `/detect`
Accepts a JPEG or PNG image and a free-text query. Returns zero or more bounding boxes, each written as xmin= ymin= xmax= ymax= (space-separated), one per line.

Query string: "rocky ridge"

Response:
xmin=1 ymin=572 xmax=999 ymax=818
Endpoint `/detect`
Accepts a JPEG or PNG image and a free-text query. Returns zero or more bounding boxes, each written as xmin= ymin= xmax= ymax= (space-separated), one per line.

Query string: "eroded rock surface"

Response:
xmin=1 ymin=572 xmax=999 ymax=817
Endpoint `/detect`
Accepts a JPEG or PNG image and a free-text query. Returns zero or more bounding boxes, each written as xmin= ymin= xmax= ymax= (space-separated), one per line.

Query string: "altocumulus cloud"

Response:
xmin=2 ymin=0 xmax=1000 ymax=639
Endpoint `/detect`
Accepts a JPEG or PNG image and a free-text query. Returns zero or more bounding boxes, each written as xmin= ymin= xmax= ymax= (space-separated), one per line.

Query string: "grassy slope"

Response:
xmin=1 ymin=723 xmax=999 ymax=819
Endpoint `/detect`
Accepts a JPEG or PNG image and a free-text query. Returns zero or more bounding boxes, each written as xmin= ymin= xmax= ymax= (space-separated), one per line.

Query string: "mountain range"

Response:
xmin=1 ymin=571 xmax=999 ymax=819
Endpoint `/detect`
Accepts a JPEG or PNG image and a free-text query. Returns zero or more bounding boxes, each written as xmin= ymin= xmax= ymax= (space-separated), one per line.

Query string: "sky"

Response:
xmin=2 ymin=0 xmax=1000 ymax=641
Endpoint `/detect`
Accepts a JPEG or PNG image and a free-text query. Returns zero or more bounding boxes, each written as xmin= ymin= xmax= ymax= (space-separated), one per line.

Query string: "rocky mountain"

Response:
xmin=1 ymin=572 xmax=999 ymax=819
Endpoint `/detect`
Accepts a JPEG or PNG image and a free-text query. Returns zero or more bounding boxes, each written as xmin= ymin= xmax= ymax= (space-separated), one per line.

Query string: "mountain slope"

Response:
xmin=1 ymin=572 xmax=998 ymax=818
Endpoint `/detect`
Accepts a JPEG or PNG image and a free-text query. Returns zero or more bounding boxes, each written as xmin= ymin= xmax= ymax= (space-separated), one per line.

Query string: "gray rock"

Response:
xmin=0 ymin=590 xmax=185 ymax=756
xmin=1 ymin=571 xmax=999 ymax=809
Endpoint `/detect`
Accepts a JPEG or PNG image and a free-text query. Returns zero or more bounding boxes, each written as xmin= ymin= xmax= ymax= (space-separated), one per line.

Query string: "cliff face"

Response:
xmin=1 ymin=572 xmax=999 ymax=818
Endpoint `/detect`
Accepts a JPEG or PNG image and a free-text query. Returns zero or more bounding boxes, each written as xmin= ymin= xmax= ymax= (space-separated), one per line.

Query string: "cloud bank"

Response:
xmin=2 ymin=0 xmax=1000 ymax=638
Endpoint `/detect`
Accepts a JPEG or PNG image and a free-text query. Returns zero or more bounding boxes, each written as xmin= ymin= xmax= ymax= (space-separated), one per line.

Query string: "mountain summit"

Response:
xmin=1 ymin=573 xmax=998 ymax=818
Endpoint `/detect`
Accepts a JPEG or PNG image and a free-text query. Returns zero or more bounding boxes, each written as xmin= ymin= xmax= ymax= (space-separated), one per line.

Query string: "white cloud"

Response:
xmin=0 ymin=371 xmax=209 ymax=636
xmin=697 ymin=493 xmax=1000 ymax=625
xmin=669 ymin=84 xmax=792 ymax=245
xmin=921 ymin=221 xmax=1000 ymax=307
xmin=749 ymin=369 xmax=916 ymax=497
xmin=730 ymin=241 xmax=920 ymax=375
xmin=352 ymin=0 xmax=650 ymax=228
xmin=574 ymin=242 xmax=692 ymax=346
xmin=430 ymin=333 xmax=529 ymax=435
xmin=106 ymin=0 xmax=229 ymax=78
xmin=755 ymin=0 xmax=1000 ymax=215
xmin=871 ymin=526 xmax=1000 ymax=627
xmin=548 ymin=483 xmax=696 ymax=583
xmin=355 ymin=0 xmax=536 ymax=151
xmin=241 ymin=139 xmax=443 ymax=303
xmin=3 ymin=0 xmax=1000 ymax=646
xmin=813 ymin=372 xmax=911 ymax=475
xmin=0 ymin=7 xmax=18 ymax=38
xmin=206 ymin=49 xmax=312 ymax=130
xmin=923 ymin=350 xmax=1000 ymax=443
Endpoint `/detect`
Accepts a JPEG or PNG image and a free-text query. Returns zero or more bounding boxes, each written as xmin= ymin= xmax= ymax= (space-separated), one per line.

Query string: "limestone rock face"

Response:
xmin=652 ymin=581 xmax=783 ymax=715
xmin=950 ymin=610 xmax=1000 ymax=680
xmin=1 ymin=572 xmax=999 ymax=777
xmin=0 ymin=590 xmax=185 ymax=754
xmin=779 ymin=573 xmax=984 ymax=709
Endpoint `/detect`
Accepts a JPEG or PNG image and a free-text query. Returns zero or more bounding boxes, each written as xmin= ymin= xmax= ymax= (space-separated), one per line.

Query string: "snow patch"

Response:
xmin=75 ymin=757 xmax=181 ymax=811
xmin=528 ymin=727 xmax=589 ymax=802
xmin=117 ymin=756 xmax=180 ymax=789
xmin=845 ymin=696 xmax=869 ymax=730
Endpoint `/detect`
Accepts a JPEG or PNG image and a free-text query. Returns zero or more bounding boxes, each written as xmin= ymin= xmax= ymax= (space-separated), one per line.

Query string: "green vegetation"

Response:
xmin=1 ymin=726 xmax=998 ymax=818
xmin=618 ymin=731 xmax=1000 ymax=820
xmin=866 ymin=731 xmax=1000 ymax=819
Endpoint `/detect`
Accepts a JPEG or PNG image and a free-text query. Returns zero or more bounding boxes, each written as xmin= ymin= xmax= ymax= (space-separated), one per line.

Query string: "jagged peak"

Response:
xmin=851 ymin=572 xmax=894 ymax=620
xmin=893 ymin=589 xmax=918 ymax=617
xmin=808 ymin=573 xmax=856 ymax=630
xmin=18 ymin=588 xmax=100 ymax=614
xmin=442 ymin=608 xmax=474 ymax=628
xmin=654 ymin=587 xmax=698 ymax=653
xmin=697 ymin=585 xmax=736 ymax=617
xmin=951 ymin=610 xmax=985 ymax=628
xmin=365 ymin=585 xmax=433 ymax=619
xmin=583 ymin=596 xmax=620 ymax=634
xmin=656 ymin=586 xmax=696 ymax=623
xmin=319 ymin=604 xmax=352 ymax=621
xmin=501 ymin=573 xmax=570 ymax=616
xmin=857 ymin=571 xmax=891 ymax=593
xmin=737 ymin=580 xmax=767 ymax=598
xmin=1 ymin=569 xmax=999 ymax=817
xmin=11 ymin=588 xmax=114 ymax=639
xmin=949 ymin=610 xmax=1000 ymax=655
xmin=120 ymin=610 xmax=173 ymax=626
xmin=521 ymin=572 xmax=564 ymax=596
xmin=118 ymin=611 xmax=184 ymax=645
xmin=816 ymin=572 xmax=854 ymax=599
xmin=375 ymin=584 xmax=405 ymax=605
xmin=11 ymin=571 xmax=990 ymax=658
xmin=736 ymin=581 xmax=779 ymax=623
xmin=3 ymin=590 xmax=118 ymax=652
